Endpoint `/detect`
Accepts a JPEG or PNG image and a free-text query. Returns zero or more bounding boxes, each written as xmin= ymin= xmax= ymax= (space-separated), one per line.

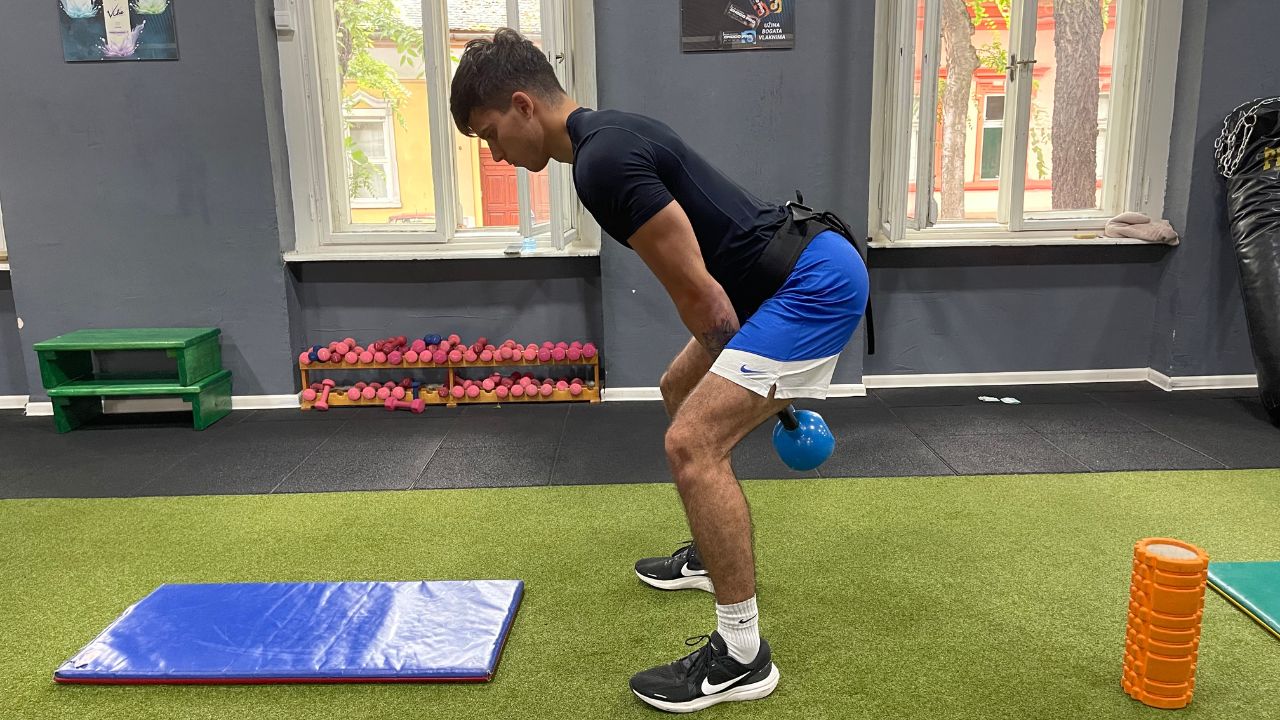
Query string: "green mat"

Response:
xmin=2 ymin=469 xmax=1279 ymax=720
xmin=1208 ymin=562 xmax=1280 ymax=640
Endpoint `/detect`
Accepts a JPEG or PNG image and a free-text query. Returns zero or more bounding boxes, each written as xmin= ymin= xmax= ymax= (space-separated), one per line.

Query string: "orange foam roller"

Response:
xmin=1122 ymin=537 xmax=1208 ymax=710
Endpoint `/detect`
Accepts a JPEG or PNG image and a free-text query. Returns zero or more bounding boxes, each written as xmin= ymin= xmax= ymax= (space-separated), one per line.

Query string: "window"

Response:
xmin=276 ymin=0 xmax=599 ymax=258
xmin=870 ymin=0 xmax=1183 ymax=244
xmin=345 ymin=96 xmax=400 ymax=209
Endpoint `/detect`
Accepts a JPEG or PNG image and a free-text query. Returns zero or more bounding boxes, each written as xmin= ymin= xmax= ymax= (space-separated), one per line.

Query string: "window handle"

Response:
xmin=1007 ymin=53 xmax=1037 ymax=79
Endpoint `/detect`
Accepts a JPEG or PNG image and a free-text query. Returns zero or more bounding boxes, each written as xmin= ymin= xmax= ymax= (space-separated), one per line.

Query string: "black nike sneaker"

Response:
xmin=634 ymin=541 xmax=714 ymax=593
xmin=630 ymin=631 xmax=780 ymax=713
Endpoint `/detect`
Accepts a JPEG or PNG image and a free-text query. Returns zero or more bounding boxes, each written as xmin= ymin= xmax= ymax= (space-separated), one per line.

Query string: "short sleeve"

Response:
xmin=573 ymin=128 xmax=674 ymax=243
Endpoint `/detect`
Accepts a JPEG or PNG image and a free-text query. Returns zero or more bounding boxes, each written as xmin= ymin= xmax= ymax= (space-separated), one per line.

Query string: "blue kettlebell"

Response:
xmin=772 ymin=405 xmax=835 ymax=471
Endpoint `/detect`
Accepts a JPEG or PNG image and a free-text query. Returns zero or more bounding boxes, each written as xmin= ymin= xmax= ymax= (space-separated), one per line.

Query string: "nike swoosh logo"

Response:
xmin=702 ymin=671 xmax=750 ymax=695
xmin=739 ymin=365 xmax=765 ymax=374
xmin=737 ymin=615 xmax=757 ymax=625
xmin=680 ymin=563 xmax=708 ymax=577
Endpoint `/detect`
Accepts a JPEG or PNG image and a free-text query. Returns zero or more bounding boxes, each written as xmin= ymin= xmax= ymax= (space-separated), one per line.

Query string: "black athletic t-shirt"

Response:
xmin=567 ymin=107 xmax=788 ymax=294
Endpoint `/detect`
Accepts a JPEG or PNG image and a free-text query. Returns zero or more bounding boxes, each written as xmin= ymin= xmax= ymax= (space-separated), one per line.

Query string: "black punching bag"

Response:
xmin=1216 ymin=97 xmax=1280 ymax=425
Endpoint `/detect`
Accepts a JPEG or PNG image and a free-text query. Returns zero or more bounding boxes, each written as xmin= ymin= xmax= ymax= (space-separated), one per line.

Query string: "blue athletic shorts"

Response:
xmin=711 ymin=230 xmax=869 ymax=399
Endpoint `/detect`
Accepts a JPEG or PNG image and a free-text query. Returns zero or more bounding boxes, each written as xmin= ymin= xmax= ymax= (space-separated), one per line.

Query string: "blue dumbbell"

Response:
xmin=772 ymin=405 xmax=835 ymax=471
xmin=424 ymin=334 xmax=442 ymax=346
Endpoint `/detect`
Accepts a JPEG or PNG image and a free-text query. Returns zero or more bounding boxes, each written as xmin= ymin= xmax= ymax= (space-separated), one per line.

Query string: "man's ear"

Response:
xmin=511 ymin=91 xmax=535 ymax=118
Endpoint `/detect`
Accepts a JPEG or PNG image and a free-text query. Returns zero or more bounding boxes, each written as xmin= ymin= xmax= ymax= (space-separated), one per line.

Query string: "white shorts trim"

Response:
xmin=709 ymin=349 xmax=841 ymax=400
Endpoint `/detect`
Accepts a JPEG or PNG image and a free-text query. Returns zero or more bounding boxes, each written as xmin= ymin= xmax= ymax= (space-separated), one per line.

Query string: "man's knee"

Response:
xmin=665 ymin=420 xmax=718 ymax=491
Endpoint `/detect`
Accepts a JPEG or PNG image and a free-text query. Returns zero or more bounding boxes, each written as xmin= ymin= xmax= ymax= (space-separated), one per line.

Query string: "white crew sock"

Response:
xmin=715 ymin=596 xmax=760 ymax=664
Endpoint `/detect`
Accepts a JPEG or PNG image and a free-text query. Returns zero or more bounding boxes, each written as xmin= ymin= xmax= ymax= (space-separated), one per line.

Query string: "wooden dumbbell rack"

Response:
xmin=298 ymin=355 xmax=601 ymax=410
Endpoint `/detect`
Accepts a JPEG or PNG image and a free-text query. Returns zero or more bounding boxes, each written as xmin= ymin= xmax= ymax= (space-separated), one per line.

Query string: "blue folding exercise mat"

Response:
xmin=55 ymin=580 xmax=523 ymax=684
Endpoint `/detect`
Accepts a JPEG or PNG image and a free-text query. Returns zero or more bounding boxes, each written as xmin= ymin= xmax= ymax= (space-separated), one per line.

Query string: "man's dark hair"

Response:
xmin=449 ymin=28 xmax=566 ymax=136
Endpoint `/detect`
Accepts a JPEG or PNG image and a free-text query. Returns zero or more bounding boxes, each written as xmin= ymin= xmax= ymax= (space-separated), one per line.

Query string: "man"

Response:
xmin=450 ymin=29 xmax=868 ymax=713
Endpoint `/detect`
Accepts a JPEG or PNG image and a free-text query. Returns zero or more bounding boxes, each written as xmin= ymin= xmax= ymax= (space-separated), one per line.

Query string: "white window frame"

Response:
xmin=275 ymin=0 xmax=600 ymax=261
xmin=868 ymin=0 xmax=1183 ymax=247
xmin=345 ymin=93 xmax=402 ymax=209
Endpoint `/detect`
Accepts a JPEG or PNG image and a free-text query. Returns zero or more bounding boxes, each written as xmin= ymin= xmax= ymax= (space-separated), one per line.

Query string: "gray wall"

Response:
xmin=593 ymin=0 xmax=873 ymax=388
xmin=1151 ymin=0 xmax=1280 ymax=377
xmin=0 ymin=0 xmax=295 ymax=399
xmin=865 ymin=246 xmax=1169 ymax=374
xmin=0 ymin=275 xmax=24 ymax=395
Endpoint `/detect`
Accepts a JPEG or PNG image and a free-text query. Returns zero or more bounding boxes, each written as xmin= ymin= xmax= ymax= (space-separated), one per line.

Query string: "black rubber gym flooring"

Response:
xmin=1 ymin=382 xmax=1278 ymax=499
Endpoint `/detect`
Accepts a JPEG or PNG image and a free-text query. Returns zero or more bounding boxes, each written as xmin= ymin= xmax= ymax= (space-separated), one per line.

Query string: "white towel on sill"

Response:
xmin=1104 ymin=211 xmax=1180 ymax=245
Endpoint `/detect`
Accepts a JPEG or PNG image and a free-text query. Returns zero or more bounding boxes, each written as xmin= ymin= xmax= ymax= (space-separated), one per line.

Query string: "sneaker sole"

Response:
xmin=632 ymin=663 xmax=780 ymax=713
xmin=634 ymin=570 xmax=714 ymax=593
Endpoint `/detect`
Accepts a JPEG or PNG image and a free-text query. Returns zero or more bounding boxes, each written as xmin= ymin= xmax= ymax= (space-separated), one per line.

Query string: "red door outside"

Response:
xmin=479 ymin=148 xmax=552 ymax=227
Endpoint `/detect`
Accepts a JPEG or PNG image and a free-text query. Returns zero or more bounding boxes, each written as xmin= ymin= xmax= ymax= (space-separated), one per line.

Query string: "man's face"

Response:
xmin=468 ymin=93 xmax=549 ymax=171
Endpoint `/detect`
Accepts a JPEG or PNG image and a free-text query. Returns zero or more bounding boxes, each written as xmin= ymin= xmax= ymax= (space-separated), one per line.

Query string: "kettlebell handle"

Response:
xmin=777 ymin=404 xmax=799 ymax=431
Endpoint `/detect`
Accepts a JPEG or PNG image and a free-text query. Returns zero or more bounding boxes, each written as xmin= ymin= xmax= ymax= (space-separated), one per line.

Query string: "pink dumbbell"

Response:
xmin=404 ymin=350 xmax=419 ymax=364
xmin=449 ymin=350 xmax=463 ymax=363
xmin=480 ymin=349 xmax=494 ymax=362
xmin=437 ymin=386 xmax=449 ymax=398
xmin=433 ymin=350 xmax=447 ymax=364
xmin=377 ymin=386 xmax=392 ymax=400
xmin=495 ymin=385 xmax=510 ymax=399
xmin=361 ymin=386 xmax=376 ymax=400
xmin=374 ymin=351 xmax=388 ymax=364
xmin=317 ymin=348 xmax=332 ymax=362
xmin=569 ymin=382 xmax=583 ymax=397
xmin=411 ymin=339 xmax=427 ymax=353
xmin=301 ymin=388 xmax=318 ymax=402
xmin=343 ymin=351 xmax=357 ymax=364
xmin=389 ymin=351 xmax=403 ymax=365
xmin=482 ymin=379 xmax=496 ymax=392
xmin=552 ymin=347 xmax=567 ymax=361
xmin=346 ymin=387 xmax=361 ymax=401
xmin=391 ymin=386 xmax=407 ymax=400
xmin=335 ymin=342 xmax=350 ymax=355
xmin=448 ymin=334 xmax=461 ymax=345
xmin=540 ymin=383 xmax=554 ymax=397
xmin=384 ymin=397 xmax=426 ymax=414
xmin=464 ymin=349 xmax=479 ymax=362
xmin=541 ymin=341 xmax=554 ymax=350
xmin=511 ymin=384 xmax=526 ymax=398
xmin=466 ymin=384 xmax=481 ymax=399
xmin=556 ymin=380 xmax=569 ymax=391
xmin=538 ymin=347 xmax=552 ymax=362
xmin=567 ymin=347 xmax=581 ymax=361
xmin=359 ymin=350 xmax=374 ymax=364
xmin=315 ymin=379 xmax=336 ymax=411
xmin=582 ymin=343 xmax=597 ymax=359
xmin=299 ymin=351 xmax=312 ymax=366
xmin=451 ymin=385 xmax=465 ymax=399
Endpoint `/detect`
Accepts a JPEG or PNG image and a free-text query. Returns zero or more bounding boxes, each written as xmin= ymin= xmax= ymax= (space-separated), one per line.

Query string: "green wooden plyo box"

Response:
xmin=32 ymin=328 xmax=231 ymax=432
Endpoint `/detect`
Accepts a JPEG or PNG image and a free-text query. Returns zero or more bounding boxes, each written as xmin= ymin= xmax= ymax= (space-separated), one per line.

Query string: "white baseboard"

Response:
xmin=1147 ymin=369 xmax=1258 ymax=391
xmin=863 ymin=368 xmax=1150 ymax=389
xmin=24 ymin=401 xmax=52 ymax=416
xmin=21 ymin=394 xmax=301 ymax=417
xmin=601 ymin=387 xmax=662 ymax=402
xmin=0 ymin=394 xmax=29 ymax=410
xmin=601 ymin=384 xmax=867 ymax=402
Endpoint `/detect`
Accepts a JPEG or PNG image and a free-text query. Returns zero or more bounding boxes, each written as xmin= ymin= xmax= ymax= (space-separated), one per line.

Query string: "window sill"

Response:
xmin=869 ymin=235 xmax=1172 ymax=249
xmin=283 ymin=243 xmax=600 ymax=263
